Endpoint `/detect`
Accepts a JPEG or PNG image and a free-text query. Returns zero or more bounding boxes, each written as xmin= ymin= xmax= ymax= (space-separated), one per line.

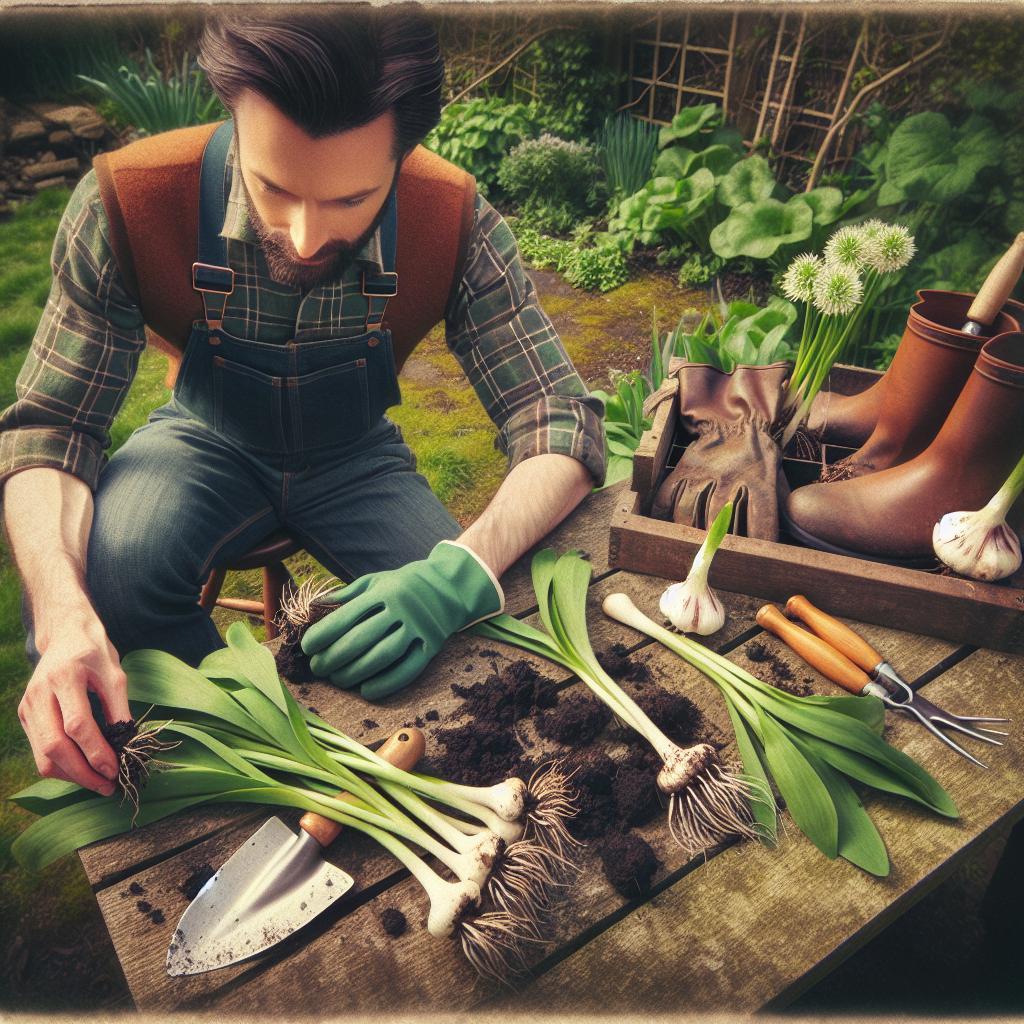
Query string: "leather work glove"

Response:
xmin=650 ymin=362 xmax=791 ymax=541
xmin=300 ymin=540 xmax=504 ymax=701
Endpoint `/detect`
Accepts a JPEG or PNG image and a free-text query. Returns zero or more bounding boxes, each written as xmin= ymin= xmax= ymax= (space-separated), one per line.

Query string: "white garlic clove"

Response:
xmin=932 ymin=510 xmax=1023 ymax=582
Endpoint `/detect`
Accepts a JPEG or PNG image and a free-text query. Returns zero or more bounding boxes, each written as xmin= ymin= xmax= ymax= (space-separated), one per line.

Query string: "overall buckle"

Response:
xmin=192 ymin=262 xmax=235 ymax=295
xmin=361 ymin=271 xmax=398 ymax=298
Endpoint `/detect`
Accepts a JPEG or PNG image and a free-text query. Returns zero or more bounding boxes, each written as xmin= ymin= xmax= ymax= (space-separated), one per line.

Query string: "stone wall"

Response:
xmin=0 ymin=99 xmax=121 ymax=215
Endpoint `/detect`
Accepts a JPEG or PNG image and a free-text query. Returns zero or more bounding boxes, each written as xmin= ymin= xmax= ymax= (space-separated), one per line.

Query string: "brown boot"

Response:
xmin=807 ymin=291 xmax=1024 ymax=454
xmin=784 ymin=331 xmax=1024 ymax=565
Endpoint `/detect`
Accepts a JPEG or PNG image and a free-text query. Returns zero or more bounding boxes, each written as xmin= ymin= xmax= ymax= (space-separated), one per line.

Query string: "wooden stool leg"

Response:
xmin=200 ymin=567 xmax=228 ymax=613
xmin=262 ymin=561 xmax=294 ymax=640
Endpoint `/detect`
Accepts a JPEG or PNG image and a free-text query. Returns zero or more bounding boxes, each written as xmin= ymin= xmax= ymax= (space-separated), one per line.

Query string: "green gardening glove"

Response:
xmin=300 ymin=540 xmax=504 ymax=701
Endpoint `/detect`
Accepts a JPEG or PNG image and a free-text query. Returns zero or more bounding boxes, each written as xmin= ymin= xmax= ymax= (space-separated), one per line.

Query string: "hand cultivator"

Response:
xmin=757 ymin=596 xmax=1009 ymax=768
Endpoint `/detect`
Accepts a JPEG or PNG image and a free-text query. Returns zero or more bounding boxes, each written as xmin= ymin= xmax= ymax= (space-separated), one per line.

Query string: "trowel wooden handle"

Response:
xmin=299 ymin=727 xmax=426 ymax=848
xmin=756 ymin=604 xmax=871 ymax=695
xmin=966 ymin=233 xmax=1024 ymax=326
xmin=785 ymin=594 xmax=883 ymax=673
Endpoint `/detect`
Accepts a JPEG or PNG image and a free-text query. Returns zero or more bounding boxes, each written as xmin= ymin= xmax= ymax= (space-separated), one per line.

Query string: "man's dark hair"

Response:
xmin=198 ymin=5 xmax=444 ymax=157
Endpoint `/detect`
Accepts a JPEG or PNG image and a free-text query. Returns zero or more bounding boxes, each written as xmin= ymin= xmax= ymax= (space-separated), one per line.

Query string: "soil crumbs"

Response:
xmin=425 ymin=649 xmax=716 ymax=900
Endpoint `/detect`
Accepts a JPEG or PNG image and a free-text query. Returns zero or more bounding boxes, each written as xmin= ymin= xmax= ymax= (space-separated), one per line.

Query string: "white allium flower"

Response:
xmin=859 ymin=218 xmax=887 ymax=240
xmin=824 ymin=225 xmax=870 ymax=270
xmin=864 ymin=223 xmax=917 ymax=273
xmin=781 ymin=253 xmax=822 ymax=304
xmin=813 ymin=264 xmax=863 ymax=316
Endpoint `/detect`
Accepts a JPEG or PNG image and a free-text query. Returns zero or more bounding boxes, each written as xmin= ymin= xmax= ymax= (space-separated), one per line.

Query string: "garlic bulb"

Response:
xmin=660 ymin=578 xmax=726 ymax=636
xmin=660 ymin=501 xmax=733 ymax=636
xmin=933 ymin=509 xmax=1022 ymax=582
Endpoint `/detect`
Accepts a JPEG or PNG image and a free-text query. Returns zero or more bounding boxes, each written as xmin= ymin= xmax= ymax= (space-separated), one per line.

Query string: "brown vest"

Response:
xmin=93 ymin=121 xmax=476 ymax=387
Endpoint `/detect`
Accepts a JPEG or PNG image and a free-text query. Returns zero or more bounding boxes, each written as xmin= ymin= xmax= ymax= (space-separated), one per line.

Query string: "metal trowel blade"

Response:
xmin=166 ymin=816 xmax=354 ymax=976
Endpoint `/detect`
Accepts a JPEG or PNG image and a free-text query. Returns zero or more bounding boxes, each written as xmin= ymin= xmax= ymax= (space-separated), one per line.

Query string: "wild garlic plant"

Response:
xmin=9 ymin=622 xmax=580 ymax=983
xmin=473 ymin=549 xmax=767 ymax=857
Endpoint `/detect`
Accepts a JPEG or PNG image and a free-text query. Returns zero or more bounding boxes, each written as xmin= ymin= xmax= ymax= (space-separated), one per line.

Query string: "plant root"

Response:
xmin=456 ymin=909 xmax=545 ymax=986
xmin=276 ymin=573 xmax=344 ymax=632
xmin=115 ymin=711 xmax=182 ymax=826
xmin=485 ymin=840 xmax=567 ymax=936
xmin=522 ymin=761 xmax=582 ymax=862
xmin=666 ymin=760 xmax=772 ymax=857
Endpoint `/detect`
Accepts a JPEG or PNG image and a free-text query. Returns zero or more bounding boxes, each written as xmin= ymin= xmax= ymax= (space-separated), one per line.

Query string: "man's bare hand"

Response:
xmin=18 ymin=615 xmax=132 ymax=796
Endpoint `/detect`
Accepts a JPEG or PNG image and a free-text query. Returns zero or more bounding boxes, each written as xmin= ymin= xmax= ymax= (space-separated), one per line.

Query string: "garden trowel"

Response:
xmin=166 ymin=726 xmax=426 ymax=976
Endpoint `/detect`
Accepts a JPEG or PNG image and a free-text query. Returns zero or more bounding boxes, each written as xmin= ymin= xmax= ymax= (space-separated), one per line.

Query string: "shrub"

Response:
xmin=562 ymin=241 xmax=629 ymax=293
xmin=425 ymin=97 xmax=536 ymax=196
xmin=497 ymin=134 xmax=602 ymax=234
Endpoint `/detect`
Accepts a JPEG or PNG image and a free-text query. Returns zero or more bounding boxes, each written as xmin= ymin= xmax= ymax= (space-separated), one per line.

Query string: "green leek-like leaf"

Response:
xmin=226 ymin=620 xmax=289 ymax=715
xmin=790 ymin=732 xmax=889 ymax=876
xmin=721 ymin=694 xmax=777 ymax=846
xmin=756 ymin=706 xmax=838 ymax=858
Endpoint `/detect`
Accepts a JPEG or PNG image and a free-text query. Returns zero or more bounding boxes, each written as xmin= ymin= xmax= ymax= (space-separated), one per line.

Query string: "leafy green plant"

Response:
xmin=677 ymin=252 xmax=726 ymax=287
xmin=511 ymin=32 xmax=622 ymax=139
xmin=78 ymin=49 xmax=225 ymax=136
xmin=655 ymin=296 xmax=797 ymax=373
xmin=596 ymin=113 xmax=660 ymax=200
xmin=604 ymin=593 xmax=958 ymax=876
xmin=562 ymin=241 xmax=629 ymax=293
xmin=497 ymin=134 xmax=602 ymax=234
xmin=609 ymin=170 xmax=718 ymax=250
xmin=589 ymin=371 xmax=653 ymax=489
xmin=425 ymin=97 xmax=537 ymax=195
xmin=510 ymin=221 xmax=629 ymax=294
xmin=710 ymin=186 xmax=843 ymax=265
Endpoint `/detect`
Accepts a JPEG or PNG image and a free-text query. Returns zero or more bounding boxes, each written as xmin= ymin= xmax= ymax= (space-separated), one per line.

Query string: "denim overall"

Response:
xmin=178 ymin=120 xmax=404 ymax=454
xmin=25 ymin=120 xmax=462 ymax=669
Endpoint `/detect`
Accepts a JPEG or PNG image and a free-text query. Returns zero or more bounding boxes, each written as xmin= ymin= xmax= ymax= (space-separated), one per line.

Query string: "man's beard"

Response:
xmin=244 ymin=173 xmax=397 ymax=291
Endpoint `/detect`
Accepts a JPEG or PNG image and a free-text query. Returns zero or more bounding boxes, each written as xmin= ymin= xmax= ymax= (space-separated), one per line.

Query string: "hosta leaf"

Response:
xmin=710 ymin=198 xmax=813 ymax=260
xmin=756 ymin=705 xmax=838 ymax=858
xmin=717 ymin=156 xmax=777 ymax=208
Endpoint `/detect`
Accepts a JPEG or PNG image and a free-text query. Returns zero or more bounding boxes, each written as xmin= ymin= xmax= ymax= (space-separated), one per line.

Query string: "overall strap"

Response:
xmin=192 ymin=119 xmax=236 ymax=327
xmin=362 ymin=187 xmax=398 ymax=330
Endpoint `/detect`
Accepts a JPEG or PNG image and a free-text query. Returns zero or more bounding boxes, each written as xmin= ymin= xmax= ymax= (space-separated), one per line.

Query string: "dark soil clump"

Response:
xmin=599 ymin=833 xmax=661 ymax=898
xmin=380 ymin=908 xmax=407 ymax=938
xmin=101 ymin=719 xmax=138 ymax=754
xmin=430 ymin=720 xmax=528 ymax=787
xmin=425 ymin=709 xmax=439 ymax=722
xmin=624 ymin=677 xmax=705 ymax=748
xmin=745 ymin=642 xmax=813 ymax=697
xmin=535 ymin=691 xmax=611 ymax=746
xmin=362 ymin=719 xmax=378 ymax=731
xmin=274 ymin=601 xmax=334 ymax=682
xmin=128 ymin=882 xmax=145 ymax=896
xmin=180 ymin=863 xmax=216 ymax=903
xmin=450 ymin=659 xmax=558 ymax=726
xmin=597 ymin=643 xmax=652 ymax=685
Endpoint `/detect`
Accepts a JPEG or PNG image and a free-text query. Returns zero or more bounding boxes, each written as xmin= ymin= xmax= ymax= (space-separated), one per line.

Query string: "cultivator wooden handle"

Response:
xmin=965 ymin=232 xmax=1024 ymax=328
xmin=785 ymin=594 xmax=883 ymax=674
xmin=299 ymin=727 xmax=426 ymax=848
xmin=756 ymin=604 xmax=871 ymax=695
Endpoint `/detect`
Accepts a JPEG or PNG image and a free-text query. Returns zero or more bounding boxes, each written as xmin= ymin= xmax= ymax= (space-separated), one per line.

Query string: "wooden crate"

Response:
xmin=609 ymin=364 xmax=1024 ymax=654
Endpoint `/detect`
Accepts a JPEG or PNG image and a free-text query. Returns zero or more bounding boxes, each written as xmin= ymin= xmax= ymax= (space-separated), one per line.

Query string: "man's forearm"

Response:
xmin=3 ymin=467 xmax=99 ymax=650
xmin=456 ymin=453 xmax=594 ymax=579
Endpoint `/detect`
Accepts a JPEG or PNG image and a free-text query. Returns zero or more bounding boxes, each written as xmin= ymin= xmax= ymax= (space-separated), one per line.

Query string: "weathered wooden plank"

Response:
xmin=88 ymin=570 xmax=764 ymax=1005
xmin=163 ymin=621 xmax=972 ymax=1013
xmin=79 ymin=483 xmax=624 ymax=887
xmin=610 ymin=488 xmax=1024 ymax=654
xmin=502 ymin=647 xmax=1024 ymax=1013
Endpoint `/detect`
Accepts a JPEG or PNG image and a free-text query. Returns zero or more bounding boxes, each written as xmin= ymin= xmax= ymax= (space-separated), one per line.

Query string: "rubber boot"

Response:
xmin=807 ymin=292 xmax=1024 ymax=452
xmin=784 ymin=331 xmax=1024 ymax=565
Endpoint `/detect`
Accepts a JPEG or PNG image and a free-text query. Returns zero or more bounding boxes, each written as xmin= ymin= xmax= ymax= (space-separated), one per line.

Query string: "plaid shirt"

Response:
xmin=0 ymin=139 xmax=606 ymax=494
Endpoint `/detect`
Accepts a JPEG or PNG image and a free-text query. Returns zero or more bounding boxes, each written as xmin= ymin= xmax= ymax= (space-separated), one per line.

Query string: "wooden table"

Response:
xmin=79 ymin=483 xmax=1024 ymax=1013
